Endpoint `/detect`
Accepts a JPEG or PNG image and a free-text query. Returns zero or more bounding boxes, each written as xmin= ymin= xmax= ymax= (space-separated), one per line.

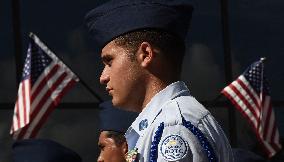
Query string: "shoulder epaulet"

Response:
xmin=162 ymin=100 xmax=183 ymax=126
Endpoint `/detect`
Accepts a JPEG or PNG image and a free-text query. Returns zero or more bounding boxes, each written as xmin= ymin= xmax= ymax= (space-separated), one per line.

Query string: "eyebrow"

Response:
xmin=101 ymin=54 xmax=113 ymax=63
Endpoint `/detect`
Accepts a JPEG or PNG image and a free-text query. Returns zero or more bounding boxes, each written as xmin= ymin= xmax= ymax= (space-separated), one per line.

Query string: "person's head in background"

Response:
xmin=97 ymin=101 xmax=138 ymax=162
xmin=12 ymin=139 xmax=82 ymax=162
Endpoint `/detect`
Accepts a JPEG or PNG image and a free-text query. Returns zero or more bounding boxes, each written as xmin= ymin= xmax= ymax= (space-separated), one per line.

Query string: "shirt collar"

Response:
xmin=126 ymin=81 xmax=190 ymax=137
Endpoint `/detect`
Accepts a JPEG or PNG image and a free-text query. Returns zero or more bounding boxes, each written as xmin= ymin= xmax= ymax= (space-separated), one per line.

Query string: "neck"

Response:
xmin=132 ymin=61 xmax=179 ymax=112
xmin=140 ymin=76 xmax=171 ymax=111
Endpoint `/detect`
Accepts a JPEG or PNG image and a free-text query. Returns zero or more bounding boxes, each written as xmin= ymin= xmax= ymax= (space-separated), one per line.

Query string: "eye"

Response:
xmin=106 ymin=59 xmax=112 ymax=66
xmin=98 ymin=144 xmax=105 ymax=151
xmin=102 ymin=55 xmax=113 ymax=66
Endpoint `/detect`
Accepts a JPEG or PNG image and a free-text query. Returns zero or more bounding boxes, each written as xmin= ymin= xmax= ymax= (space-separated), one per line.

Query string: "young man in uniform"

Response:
xmin=85 ymin=0 xmax=234 ymax=161
xmin=97 ymin=101 xmax=138 ymax=162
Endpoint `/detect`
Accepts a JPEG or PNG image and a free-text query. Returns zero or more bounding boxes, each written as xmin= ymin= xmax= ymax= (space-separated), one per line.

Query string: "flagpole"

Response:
xmin=259 ymin=57 xmax=266 ymax=103
xmin=30 ymin=33 xmax=104 ymax=103
xmin=55 ymin=56 xmax=104 ymax=103
xmin=78 ymin=79 xmax=104 ymax=103
xmin=59 ymin=62 xmax=104 ymax=103
xmin=51 ymin=55 xmax=104 ymax=103
xmin=258 ymin=57 xmax=266 ymax=132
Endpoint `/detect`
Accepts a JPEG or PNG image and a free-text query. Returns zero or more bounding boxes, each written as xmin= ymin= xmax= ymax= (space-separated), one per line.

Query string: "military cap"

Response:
xmin=99 ymin=101 xmax=138 ymax=133
xmin=12 ymin=139 xmax=82 ymax=162
xmin=85 ymin=0 xmax=194 ymax=49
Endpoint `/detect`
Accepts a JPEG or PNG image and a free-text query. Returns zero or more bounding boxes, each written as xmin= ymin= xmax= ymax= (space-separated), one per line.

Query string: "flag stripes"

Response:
xmin=12 ymin=80 xmax=31 ymax=132
xmin=221 ymin=59 xmax=282 ymax=157
xmin=10 ymin=33 xmax=79 ymax=140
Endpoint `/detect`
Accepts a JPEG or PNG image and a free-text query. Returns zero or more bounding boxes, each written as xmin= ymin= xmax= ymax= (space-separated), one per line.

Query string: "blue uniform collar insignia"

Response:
xmin=139 ymin=119 xmax=148 ymax=131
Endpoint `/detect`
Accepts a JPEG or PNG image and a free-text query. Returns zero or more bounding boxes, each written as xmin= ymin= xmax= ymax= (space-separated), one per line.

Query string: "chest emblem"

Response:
xmin=159 ymin=135 xmax=188 ymax=161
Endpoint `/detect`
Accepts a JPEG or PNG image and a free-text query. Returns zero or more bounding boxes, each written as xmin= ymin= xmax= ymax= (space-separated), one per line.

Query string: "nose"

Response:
xmin=100 ymin=67 xmax=110 ymax=85
xmin=97 ymin=155 xmax=103 ymax=162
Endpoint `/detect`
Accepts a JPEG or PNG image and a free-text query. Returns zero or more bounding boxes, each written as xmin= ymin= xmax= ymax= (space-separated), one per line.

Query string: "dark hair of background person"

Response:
xmin=105 ymin=130 xmax=126 ymax=146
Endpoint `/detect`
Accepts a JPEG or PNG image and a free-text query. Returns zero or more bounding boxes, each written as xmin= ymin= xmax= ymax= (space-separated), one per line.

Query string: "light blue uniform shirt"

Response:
xmin=125 ymin=81 xmax=234 ymax=162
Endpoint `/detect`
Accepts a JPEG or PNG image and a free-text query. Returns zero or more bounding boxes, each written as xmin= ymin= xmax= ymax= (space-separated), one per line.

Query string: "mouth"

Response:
xmin=106 ymin=87 xmax=113 ymax=95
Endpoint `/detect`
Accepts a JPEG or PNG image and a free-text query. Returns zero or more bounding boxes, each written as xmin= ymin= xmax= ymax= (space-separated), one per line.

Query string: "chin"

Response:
xmin=111 ymin=98 xmax=119 ymax=107
xmin=111 ymin=98 xmax=125 ymax=108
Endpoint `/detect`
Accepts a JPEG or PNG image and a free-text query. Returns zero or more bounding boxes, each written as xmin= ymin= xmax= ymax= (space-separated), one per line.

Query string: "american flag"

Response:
xmin=221 ymin=58 xmax=282 ymax=157
xmin=10 ymin=33 xmax=79 ymax=140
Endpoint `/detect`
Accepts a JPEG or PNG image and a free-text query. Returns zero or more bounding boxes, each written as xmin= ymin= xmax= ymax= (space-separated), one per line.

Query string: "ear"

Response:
xmin=137 ymin=42 xmax=156 ymax=68
xmin=122 ymin=141 xmax=128 ymax=154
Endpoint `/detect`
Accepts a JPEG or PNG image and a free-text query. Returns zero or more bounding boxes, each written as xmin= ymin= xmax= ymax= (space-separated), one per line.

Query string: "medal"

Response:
xmin=125 ymin=148 xmax=138 ymax=162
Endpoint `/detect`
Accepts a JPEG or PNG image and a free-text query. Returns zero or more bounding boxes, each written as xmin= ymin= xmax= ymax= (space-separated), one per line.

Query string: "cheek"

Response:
xmin=110 ymin=59 xmax=144 ymax=105
xmin=112 ymin=61 xmax=138 ymax=86
xmin=107 ymin=147 xmax=125 ymax=161
xmin=118 ymin=66 xmax=141 ymax=92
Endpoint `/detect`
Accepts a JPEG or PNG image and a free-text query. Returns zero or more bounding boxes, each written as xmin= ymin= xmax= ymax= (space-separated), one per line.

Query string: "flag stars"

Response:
xmin=243 ymin=61 xmax=271 ymax=95
xmin=25 ymin=42 xmax=53 ymax=85
xmin=22 ymin=54 xmax=32 ymax=79
xmin=222 ymin=59 xmax=281 ymax=155
xmin=11 ymin=34 xmax=79 ymax=139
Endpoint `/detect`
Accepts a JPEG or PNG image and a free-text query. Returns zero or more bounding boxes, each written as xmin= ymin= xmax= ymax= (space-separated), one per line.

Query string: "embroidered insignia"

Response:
xmin=125 ymin=148 xmax=138 ymax=162
xmin=139 ymin=119 xmax=148 ymax=131
xmin=160 ymin=135 xmax=188 ymax=161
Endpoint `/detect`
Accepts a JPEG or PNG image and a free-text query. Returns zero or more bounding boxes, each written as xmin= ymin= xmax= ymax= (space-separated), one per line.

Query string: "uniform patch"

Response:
xmin=160 ymin=135 xmax=188 ymax=161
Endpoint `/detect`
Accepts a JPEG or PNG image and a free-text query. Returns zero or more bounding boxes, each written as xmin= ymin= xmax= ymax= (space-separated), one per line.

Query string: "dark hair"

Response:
xmin=105 ymin=131 xmax=126 ymax=146
xmin=113 ymin=29 xmax=185 ymax=74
